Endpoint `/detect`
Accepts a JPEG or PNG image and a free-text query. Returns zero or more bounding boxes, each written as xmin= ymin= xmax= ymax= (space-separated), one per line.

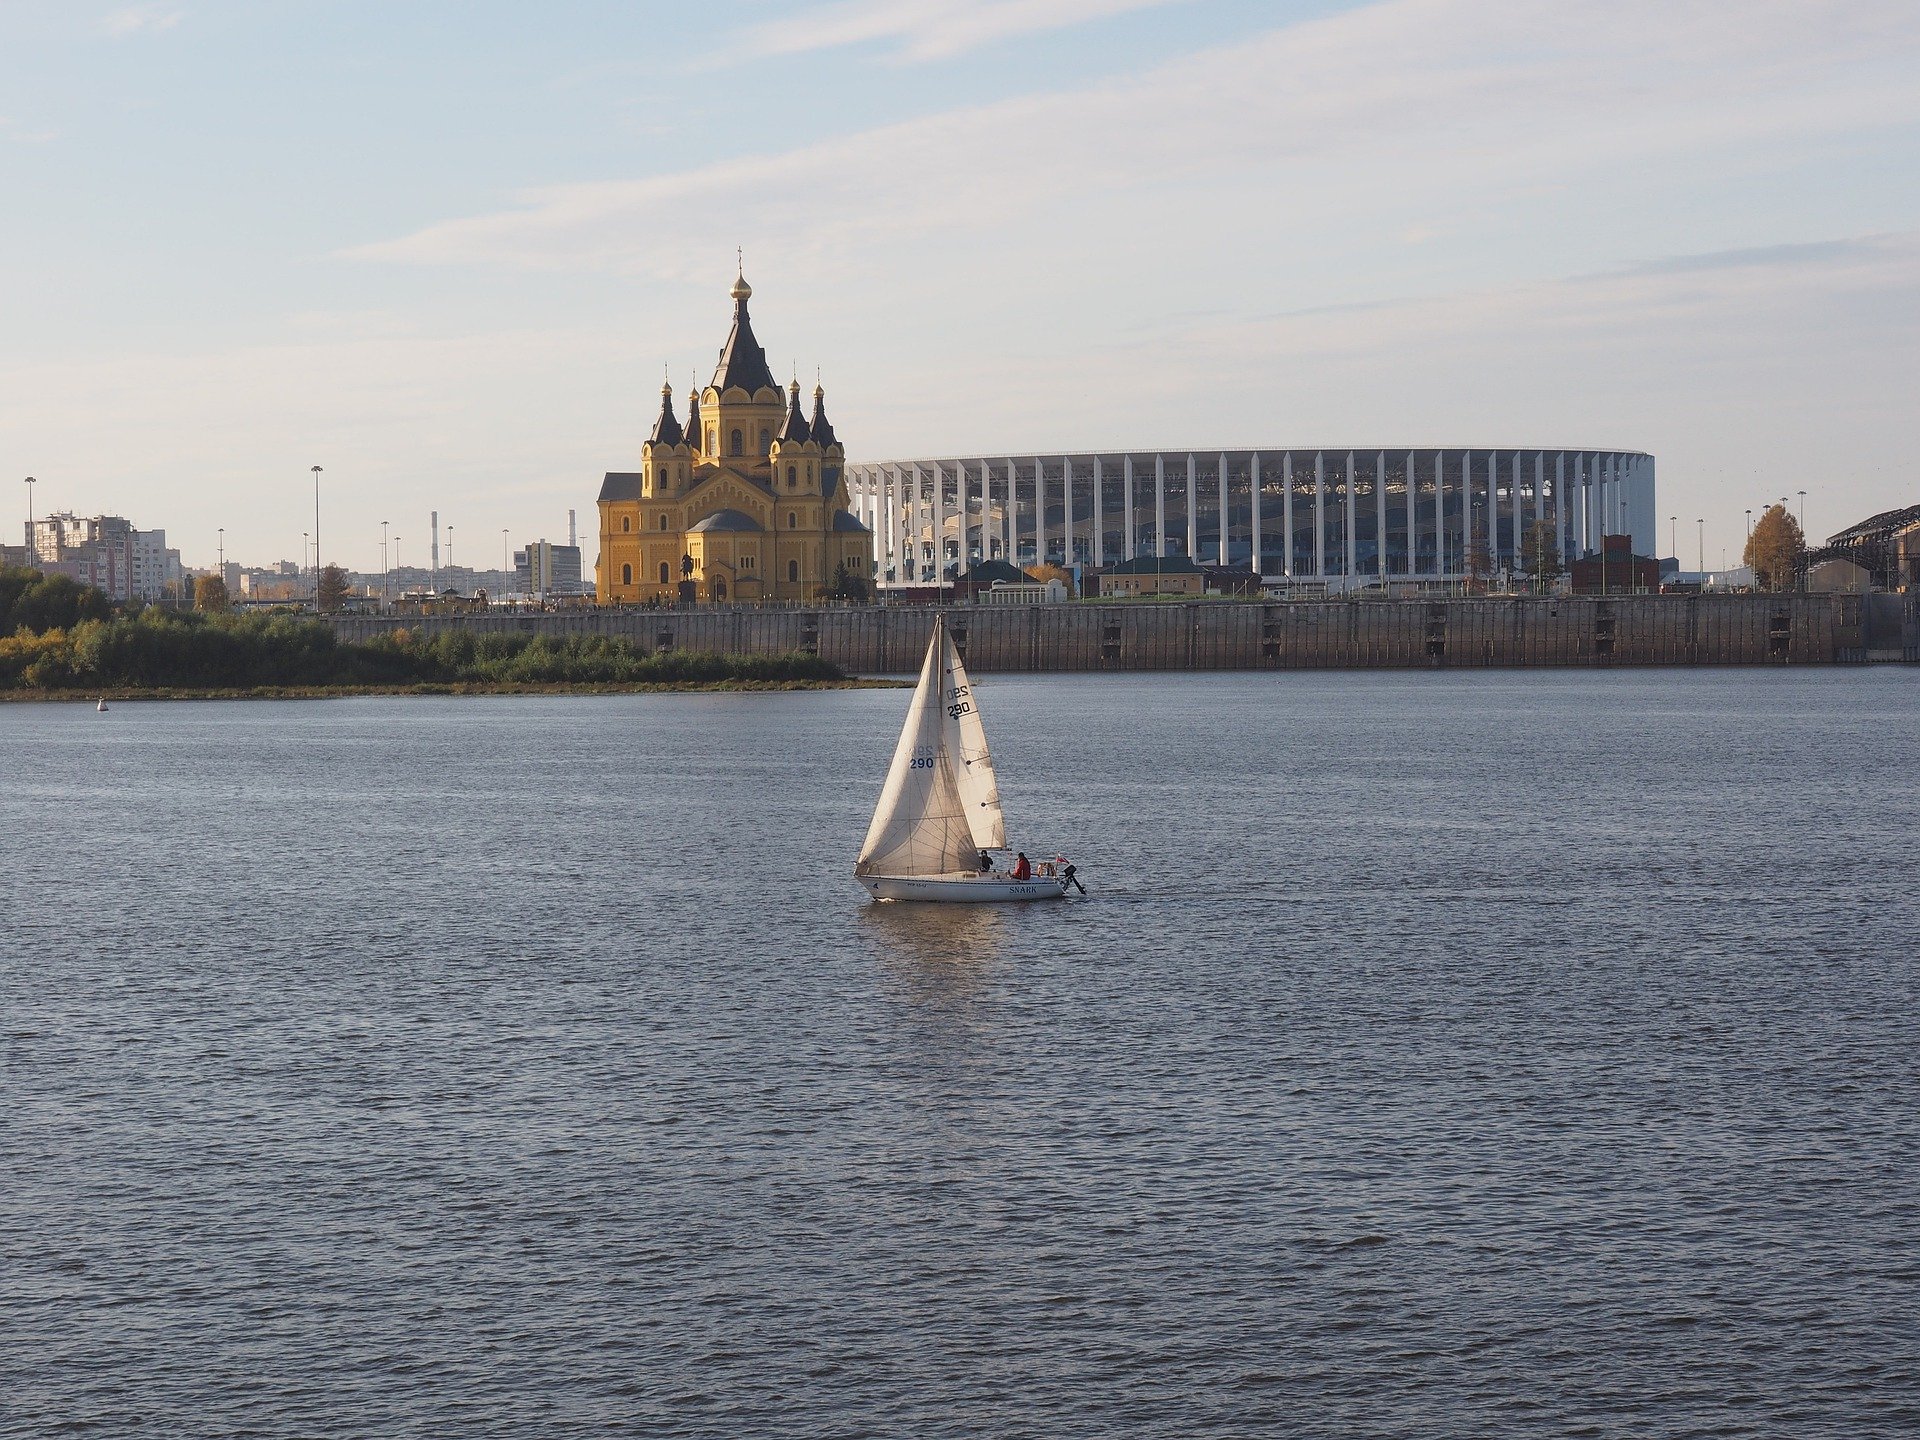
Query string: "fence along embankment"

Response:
xmin=322 ymin=593 xmax=1920 ymax=671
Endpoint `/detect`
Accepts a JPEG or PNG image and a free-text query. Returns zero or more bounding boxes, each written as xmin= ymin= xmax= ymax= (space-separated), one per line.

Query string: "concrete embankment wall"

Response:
xmin=325 ymin=594 xmax=1920 ymax=671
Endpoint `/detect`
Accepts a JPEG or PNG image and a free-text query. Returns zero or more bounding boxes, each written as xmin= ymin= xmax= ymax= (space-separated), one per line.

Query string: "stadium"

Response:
xmin=846 ymin=448 xmax=1655 ymax=587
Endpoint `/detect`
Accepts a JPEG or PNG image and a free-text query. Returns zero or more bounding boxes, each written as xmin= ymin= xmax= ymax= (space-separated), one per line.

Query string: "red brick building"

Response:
xmin=1570 ymin=534 xmax=1660 ymax=594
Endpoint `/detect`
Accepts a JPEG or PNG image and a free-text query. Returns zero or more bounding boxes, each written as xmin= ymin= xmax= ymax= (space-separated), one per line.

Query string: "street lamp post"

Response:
xmin=1697 ymin=519 xmax=1705 ymax=576
xmin=1798 ymin=490 xmax=1807 ymax=532
xmin=1745 ymin=509 xmax=1752 ymax=541
xmin=502 ymin=530 xmax=509 ymax=604
xmin=311 ymin=465 xmax=323 ymax=612
xmin=22 ymin=476 xmax=35 ymax=558
xmin=218 ymin=527 xmax=224 ymax=576
xmin=447 ymin=525 xmax=454 ymax=593
xmin=381 ymin=520 xmax=389 ymax=610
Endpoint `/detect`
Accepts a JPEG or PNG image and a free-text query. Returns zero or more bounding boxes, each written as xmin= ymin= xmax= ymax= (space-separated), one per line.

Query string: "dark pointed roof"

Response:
xmin=957 ymin=558 xmax=1026 ymax=585
xmin=809 ymin=383 xmax=838 ymax=449
xmin=711 ymin=274 xmax=779 ymax=396
xmin=648 ymin=383 xmax=684 ymax=446
xmin=687 ymin=386 xmax=701 ymax=445
xmin=1103 ymin=554 xmax=1205 ymax=575
xmin=779 ymin=381 xmax=811 ymax=443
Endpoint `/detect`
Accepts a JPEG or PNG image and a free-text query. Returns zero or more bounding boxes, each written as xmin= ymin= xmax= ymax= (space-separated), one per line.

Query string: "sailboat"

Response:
xmin=855 ymin=617 xmax=1080 ymax=902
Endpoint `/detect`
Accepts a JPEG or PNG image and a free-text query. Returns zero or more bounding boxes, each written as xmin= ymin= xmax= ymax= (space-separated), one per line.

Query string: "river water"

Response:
xmin=3 ymin=670 xmax=1917 ymax=1437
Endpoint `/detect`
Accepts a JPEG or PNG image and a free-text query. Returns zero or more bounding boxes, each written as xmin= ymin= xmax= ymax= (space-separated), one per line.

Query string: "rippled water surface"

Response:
xmin=4 ymin=670 xmax=1919 ymax=1438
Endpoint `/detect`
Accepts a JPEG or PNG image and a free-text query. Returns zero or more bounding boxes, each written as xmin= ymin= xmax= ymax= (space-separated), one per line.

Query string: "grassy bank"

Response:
xmin=0 ymin=608 xmax=856 ymax=694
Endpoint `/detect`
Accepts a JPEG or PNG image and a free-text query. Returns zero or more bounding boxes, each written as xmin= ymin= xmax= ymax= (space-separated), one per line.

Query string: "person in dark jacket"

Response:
xmin=1012 ymin=852 xmax=1031 ymax=881
xmin=977 ymin=849 xmax=993 ymax=873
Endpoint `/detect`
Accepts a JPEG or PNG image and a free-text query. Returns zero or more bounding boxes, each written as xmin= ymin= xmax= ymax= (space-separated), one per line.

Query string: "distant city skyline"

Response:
xmin=3 ymin=0 xmax=1917 ymax=569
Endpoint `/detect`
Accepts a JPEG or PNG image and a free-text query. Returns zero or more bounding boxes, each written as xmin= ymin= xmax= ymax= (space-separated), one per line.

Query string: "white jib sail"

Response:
xmin=940 ymin=628 xmax=1007 ymax=851
xmin=855 ymin=619 xmax=981 ymax=878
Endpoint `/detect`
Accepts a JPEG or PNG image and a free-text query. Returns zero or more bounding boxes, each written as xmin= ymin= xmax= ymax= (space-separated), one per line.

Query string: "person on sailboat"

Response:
xmin=978 ymin=849 xmax=993 ymax=874
xmin=1012 ymin=853 xmax=1031 ymax=881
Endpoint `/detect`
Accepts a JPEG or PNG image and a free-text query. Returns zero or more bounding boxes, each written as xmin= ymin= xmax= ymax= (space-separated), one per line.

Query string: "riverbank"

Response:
xmin=0 ymin=677 xmax=901 ymax=703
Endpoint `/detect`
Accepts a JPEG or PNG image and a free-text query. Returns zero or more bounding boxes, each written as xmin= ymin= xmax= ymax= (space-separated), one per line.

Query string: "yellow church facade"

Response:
xmin=595 ymin=273 xmax=871 ymax=605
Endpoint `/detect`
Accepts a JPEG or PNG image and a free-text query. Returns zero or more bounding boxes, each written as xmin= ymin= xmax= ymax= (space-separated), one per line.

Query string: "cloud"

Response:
xmin=349 ymin=0 xmax=1920 ymax=278
xmin=99 ymin=5 xmax=184 ymax=38
xmin=738 ymin=0 xmax=1188 ymax=62
xmin=0 ymin=116 xmax=60 ymax=144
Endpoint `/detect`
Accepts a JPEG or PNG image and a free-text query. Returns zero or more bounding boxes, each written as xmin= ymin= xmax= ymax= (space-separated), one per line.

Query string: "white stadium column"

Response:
xmin=1313 ymin=451 xmax=1326 ymax=578
xmin=1033 ymin=457 xmax=1046 ymax=567
xmin=1554 ymin=453 xmax=1568 ymax=567
xmin=1093 ymin=457 xmax=1105 ymax=568
xmin=1155 ymin=455 xmax=1167 ymax=558
xmin=1407 ymin=452 xmax=1420 ymax=577
xmin=956 ymin=460 xmax=968 ymax=568
xmin=1460 ymin=452 xmax=1472 ymax=579
xmin=1062 ymin=456 xmax=1075 ymax=568
xmin=1123 ymin=456 xmax=1136 ymax=560
xmin=1186 ymin=453 xmax=1198 ymax=559
xmin=1345 ymin=450 xmax=1359 ymax=581
xmin=1376 ymin=450 xmax=1388 ymax=577
xmin=1217 ymin=452 xmax=1230 ymax=567
xmin=1283 ymin=453 xmax=1294 ymax=577
xmin=1008 ymin=459 xmax=1019 ymax=564
xmin=1533 ymin=451 xmax=1545 ymax=561
xmin=1250 ymin=453 xmax=1263 ymax=576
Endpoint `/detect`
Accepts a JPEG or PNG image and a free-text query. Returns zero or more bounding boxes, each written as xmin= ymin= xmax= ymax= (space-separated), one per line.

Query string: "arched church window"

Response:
xmin=788 ymin=559 xmax=799 ymax=583
xmin=730 ymin=429 xmax=743 ymax=456
xmin=787 ymin=466 xmax=796 ymax=489
xmin=621 ymin=516 xmax=630 ymax=533
xmin=759 ymin=428 xmax=770 ymax=452
xmin=788 ymin=513 xmax=797 ymax=529
xmin=659 ymin=561 xmax=671 ymax=585
xmin=621 ymin=563 xmax=632 ymax=585
xmin=659 ymin=514 xmax=669 ymax=530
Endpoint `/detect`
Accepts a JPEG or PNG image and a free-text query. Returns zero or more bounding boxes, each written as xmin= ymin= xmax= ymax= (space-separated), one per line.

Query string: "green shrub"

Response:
xmin=0 ymin=604 xmax=841 ymax=691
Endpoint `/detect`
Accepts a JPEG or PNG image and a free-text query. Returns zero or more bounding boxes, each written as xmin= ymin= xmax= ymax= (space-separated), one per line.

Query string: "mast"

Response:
xmin=939 ymin=626 xmax=1006 ymax=850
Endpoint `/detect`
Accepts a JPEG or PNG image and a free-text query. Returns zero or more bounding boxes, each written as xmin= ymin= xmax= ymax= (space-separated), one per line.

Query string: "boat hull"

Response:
xmin=860 ymin=873 xmax=1070 ymax=903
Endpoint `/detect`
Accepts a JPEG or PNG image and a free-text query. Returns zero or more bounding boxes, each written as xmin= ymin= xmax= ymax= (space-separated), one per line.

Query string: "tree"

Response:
xmin=1464 ymin=539 xmax=1493 ymax=592
xmin=194 ymin=574 xmax=231 ymax=612
xmin=0 ymin=566 xmax=111 ymax=633
xmin=1522 ymin=520 xmax=1563 ymax=591
xmin=1026 ymin=562 xmax=1075 ymax=595
xmin=829 ymin=559 xmax=870 ymax=603
xmin=318 ymin=563 xmax=351 ymax=612
xmin=1744 ymin=504 xmax=1805 ymax=591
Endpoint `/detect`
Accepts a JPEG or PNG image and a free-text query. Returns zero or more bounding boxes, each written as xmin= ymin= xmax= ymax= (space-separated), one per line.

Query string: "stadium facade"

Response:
xmin=845 ymin=448 xmax=1654 ymax=586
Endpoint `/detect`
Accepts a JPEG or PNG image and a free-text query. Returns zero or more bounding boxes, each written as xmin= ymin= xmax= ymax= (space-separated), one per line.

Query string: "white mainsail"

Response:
xmin=855 ymin=619 xmax=982 ymax=878
xmin=939 ymin=629 xmax=1007 ymax=851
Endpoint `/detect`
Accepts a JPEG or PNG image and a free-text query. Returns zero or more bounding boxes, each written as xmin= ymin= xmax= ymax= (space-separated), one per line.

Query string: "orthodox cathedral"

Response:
xmin=595 ymin=271 xmax=871 ymax=604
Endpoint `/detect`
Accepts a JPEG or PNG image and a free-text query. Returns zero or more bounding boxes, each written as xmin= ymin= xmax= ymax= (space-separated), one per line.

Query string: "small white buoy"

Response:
xmin=97 ymin=697 xmax=108 ymax=712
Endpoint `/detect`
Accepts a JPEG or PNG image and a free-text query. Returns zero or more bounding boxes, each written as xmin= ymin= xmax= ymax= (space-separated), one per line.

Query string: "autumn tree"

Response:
xmin=194 ymin=574 xmax=231 ymax=612
xmin=1025 ymin=562 xmax=1076 ymax=595
xmin=1744 ymin=504 xmax=1805 ymax=591
xmin=318 ymin=563 xmax=351 ymax=612
xmin=1522 ymin=520 xmax=1563 ymax=591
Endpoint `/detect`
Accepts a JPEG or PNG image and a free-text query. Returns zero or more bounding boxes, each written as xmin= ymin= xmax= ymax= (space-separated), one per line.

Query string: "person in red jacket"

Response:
xmin=1011 ymin=852 xmax=1031 ymax=880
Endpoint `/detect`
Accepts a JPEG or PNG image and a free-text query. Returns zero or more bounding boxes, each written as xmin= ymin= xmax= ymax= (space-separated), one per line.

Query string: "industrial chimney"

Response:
xmin=568 ymin=509 xmax=577 ymax=549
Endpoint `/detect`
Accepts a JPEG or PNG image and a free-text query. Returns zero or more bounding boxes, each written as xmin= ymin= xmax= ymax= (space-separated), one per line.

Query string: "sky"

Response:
xmin=2 ymin=0 xmax=1917 ymax=572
